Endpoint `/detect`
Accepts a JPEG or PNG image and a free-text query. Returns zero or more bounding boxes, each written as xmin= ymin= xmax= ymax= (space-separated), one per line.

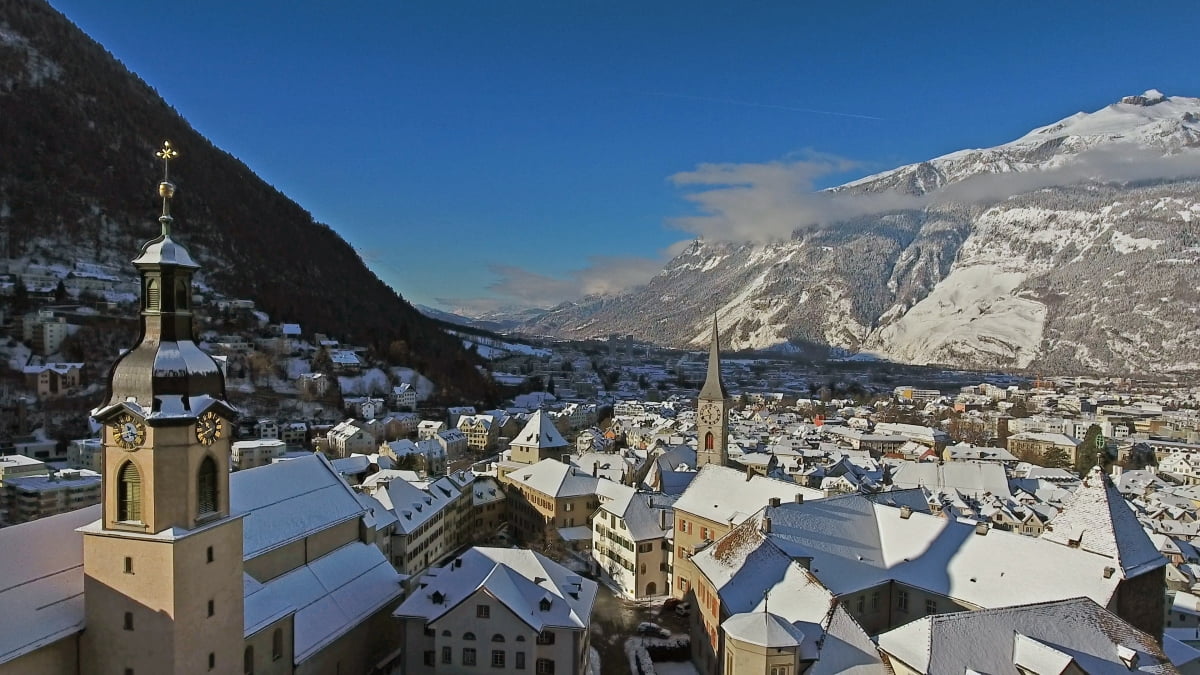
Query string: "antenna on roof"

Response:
xmin=763 ymin=589 xmax=769 ymax=614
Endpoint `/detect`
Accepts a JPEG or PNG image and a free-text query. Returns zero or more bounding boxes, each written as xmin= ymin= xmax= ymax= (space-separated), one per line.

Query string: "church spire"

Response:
xmin=102 ymin=140 xmax=225 ymax=410
xmin=699 ymin=315 xmax=728 ymax=400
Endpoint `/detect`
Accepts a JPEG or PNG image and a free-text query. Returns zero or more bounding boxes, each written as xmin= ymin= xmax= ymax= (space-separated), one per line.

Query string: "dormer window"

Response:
xmin=539 ymin=598 xmax=552 ymax=612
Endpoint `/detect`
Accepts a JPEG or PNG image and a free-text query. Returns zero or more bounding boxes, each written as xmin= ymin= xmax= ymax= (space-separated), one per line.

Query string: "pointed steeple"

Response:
xmin=699 ymin=315 xmax=728 ymax=400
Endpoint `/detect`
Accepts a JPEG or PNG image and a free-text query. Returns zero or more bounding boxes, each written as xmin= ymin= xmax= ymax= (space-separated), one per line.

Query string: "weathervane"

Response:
xmin=155 ymin=140 xmax=178 ymax=236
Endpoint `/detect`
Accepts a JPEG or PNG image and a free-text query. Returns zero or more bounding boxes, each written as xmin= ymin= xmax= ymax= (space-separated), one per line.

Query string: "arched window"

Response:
xmin=198 ymin=456 xmax=217 ymax=514
xmin=704 ymin=432 xmax=714 ymax=450
xmin=515 ymin=635 xmax=526 ymax=642
xmin=175 ymin=278 xmax=189 ymax=311
xmin=442 ymin=630 xmax=453 ymax=637
xmin=118 ymin=461 xmax=142 ymax=522
xmin=492 ymin=634 xmax=505 ymax=642
xmin=272 ymin=628 xmax=283 ymax=661
xmin=243 ymin=646 xmax=254 ymax=675
xmin=463 ymin=632 xmax=476 ymax=641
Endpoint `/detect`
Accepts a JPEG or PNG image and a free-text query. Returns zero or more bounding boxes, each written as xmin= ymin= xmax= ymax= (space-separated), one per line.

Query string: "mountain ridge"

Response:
xmin=518 ymin=91 xmax=1200 ymax=374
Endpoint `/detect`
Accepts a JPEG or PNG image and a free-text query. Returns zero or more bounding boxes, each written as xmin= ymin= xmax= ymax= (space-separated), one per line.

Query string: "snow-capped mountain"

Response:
xmin=521 ymin=91 xmax=1200 ymax=374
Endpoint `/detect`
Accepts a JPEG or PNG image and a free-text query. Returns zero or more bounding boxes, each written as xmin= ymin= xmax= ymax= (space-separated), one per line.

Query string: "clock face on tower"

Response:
xmin=111 ymin=413 xmax=146 ymax=450
xmin=698 ymin=405 xmax=723 ymax=426
xmin=195 ymin=410 xmax=223 ymax=446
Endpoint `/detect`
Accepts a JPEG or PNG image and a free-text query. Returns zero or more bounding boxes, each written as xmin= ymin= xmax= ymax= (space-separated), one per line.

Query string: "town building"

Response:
xmin=327 ymin=419 xmax=377 ymax=458
xmin=393 ymin=547 xmax=597 ymax=675
xmin=3 ymin=468 xmax=100 ymax=524
xmin=509 ymin=410 xmax=570 ymax=465
xmin=22 ymin=362 xmax=84 ymax=397
xmin=590 ymin=484 xmax=673 ymax=599
xmin=231 ymin=438 xmax=287 ymax=470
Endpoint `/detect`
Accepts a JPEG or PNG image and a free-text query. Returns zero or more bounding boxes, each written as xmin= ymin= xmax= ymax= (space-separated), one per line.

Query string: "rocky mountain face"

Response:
xmin=0 ymin=0 xmax=492 ymax=400
xmin=523 ymin=91 xmax=1200 ymax=375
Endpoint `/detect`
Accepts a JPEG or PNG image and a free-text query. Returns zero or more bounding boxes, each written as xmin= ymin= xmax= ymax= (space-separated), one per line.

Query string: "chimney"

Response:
xmin=762 ymin=516 xmax=772 ymax=534
xmin=746 ymin=465 xmax=754 ymax=481
xmin=593 ymin=462 xmax=599 ymax=477
xmin=794 ymin=493 xmax=804 ymax=504
xmin=899 ymin=506 xmax=913 ymax=519
xmin=1111 ymin=464 xmax=1123 ymax=480
xmin=659 ymin=508 xmax=668 ymax=530
xmin=974 ymin=522 xmax=989 ymax=536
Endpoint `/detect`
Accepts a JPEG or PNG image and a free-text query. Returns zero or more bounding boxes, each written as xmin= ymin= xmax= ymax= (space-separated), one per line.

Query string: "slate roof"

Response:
xmin=1040 ymin=465 xmax=1167 ymax=578
xmin=877 ymin=597 xmax=1173 ymax=675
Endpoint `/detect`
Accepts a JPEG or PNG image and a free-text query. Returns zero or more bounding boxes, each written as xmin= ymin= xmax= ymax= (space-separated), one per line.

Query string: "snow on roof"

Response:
xmin=394 ymin=547 xmax=596 ymax=633
xmin=689 ymin=522 xmax=880 ymax=673
xmin=372 ymin=475 xmax=461 ymax=535
xmin=231 ymin=454 xmax=365 ymax=558
xmin=471 ymin=477 xmax=505 ymax=507
xmin=512 ymin=410 xmax=568 ymax=449
xmin=889 ymin=460 xmax=1011 ymax=499
xmin=673 ymin=464 xmax=821 ymax=527
xmin=722 ymin=611 xmax=807 ymax=648
xmin=761 ymin=493 xmax=1126 ymax=610
xmin=132 ymin=233 xmax=199 ymax=268
xmin=1040 ymin=466 xmax=1166 ymax=578
xmin=510 ymin=459 xmax=600 ymax=499
xmin=876 ymin=597 xmax=1171 ymax=675
xmin=281 ymin=323 xmax=301 ymax=335
xmin=0 ymin=505 xmax=98 ymax=665
xmin=247 ymin=542 xmax=403 ymax=662
xmin=330 ymin=455 xmax=371 ymax=476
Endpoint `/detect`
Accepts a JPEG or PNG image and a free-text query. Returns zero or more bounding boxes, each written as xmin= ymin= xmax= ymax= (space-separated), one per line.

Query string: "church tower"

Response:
xmin=696 ymin=317 xmax=732 ymax=468
xmin=81 ymin=142 xmax=245 ymax=675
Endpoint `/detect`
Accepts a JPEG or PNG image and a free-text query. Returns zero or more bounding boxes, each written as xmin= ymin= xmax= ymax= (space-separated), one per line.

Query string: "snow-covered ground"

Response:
xmin=866 ymin=264 xmax=1046 ymax=368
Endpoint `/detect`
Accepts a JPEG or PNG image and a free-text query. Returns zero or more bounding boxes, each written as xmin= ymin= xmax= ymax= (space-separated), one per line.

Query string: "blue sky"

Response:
xmin=49 ymin=1 xmax=1199 ymax=312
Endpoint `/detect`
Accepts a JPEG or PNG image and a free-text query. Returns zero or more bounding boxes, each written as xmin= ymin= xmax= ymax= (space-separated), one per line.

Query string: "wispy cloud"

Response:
xmin=649 ymin=91 xmax=885 ymax=121
xmin=669 ymin=144 xmax=1200 ymax=243
xmin=447 ymin=243 xmax=693 ymax=311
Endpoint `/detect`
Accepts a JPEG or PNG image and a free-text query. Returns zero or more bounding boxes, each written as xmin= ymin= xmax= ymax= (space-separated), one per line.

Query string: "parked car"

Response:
xmin=636 ymin=622 xmax=670 ymax=638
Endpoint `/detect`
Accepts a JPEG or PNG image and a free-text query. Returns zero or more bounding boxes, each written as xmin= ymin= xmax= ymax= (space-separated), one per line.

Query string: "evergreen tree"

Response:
xmin=1077 ymin=424 xmax=1106 ymax=473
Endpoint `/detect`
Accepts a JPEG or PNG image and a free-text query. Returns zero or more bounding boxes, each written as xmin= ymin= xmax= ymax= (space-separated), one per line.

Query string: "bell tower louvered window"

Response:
xmin=145 ymin=278 xmax=160 ymax=311
xmin=118 ymin=461 xmax=142 ymax=522
xmin=198 ymin=456 xmax=217 ymax=514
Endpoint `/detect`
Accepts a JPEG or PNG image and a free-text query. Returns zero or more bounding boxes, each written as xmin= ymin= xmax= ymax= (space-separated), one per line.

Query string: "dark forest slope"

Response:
xmin=0 ymin=0 xmax=492 ymax=401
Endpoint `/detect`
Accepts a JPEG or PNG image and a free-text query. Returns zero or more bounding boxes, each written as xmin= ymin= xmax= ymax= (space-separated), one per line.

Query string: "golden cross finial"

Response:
xmin=155 ymin=140 xmax=179 ymax=236
xmin=156 ymin=140 xmax=178 ymax=181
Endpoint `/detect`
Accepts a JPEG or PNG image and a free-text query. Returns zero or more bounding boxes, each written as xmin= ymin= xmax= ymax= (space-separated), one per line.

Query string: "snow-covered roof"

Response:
xmin=132 ymin=233 xmax=198 ymax=268
xmin=689 ymin=521 xmax=880 ymax=673
xmin=394 ymin=547 xmax=596 ymax=633
xmin=371 ymin=475 xmax=462 ymax=535
xmin=889 ymin=460 xmax=1011 ymax=499
xmin=231 ymin=454 xmax=365 ymax=558
xmin=1040 ymin=466 xmax=1166 ymax=578
xmin=244 ymin=542 xmax=403 ymax=662
xmin=673 ymin=464 xmax=821 ymax=527
xmin=0 ymin=505 xmax=99 ymax=666
xmin=722 ymin=611 xmax=807 ymax=648
xmin=511 ymin=410 xmax=568 ymax=449
xmin=759 ymin=492 xmax=1128 ymax=610
xmin=509 ymin=459 xmax=601 ymax=499
xmin=876 ymin=597 xmax=1171 ymax=675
